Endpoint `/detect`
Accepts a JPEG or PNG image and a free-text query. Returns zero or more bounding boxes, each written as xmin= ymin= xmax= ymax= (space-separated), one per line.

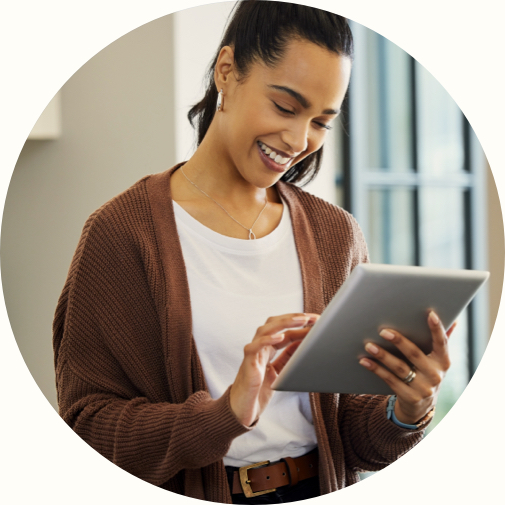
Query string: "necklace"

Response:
xmin=179 ymin=166 xmax=268 ymax=240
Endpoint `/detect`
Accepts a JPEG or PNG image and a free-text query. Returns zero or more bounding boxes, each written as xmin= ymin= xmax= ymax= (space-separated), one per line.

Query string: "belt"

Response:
xmin=230 ymin=451 xmax=319 ymax=498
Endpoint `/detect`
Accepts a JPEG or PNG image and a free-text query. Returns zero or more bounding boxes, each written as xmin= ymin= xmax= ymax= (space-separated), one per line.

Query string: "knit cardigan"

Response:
xmin=53 ymin=165 xmax=431 ymax=502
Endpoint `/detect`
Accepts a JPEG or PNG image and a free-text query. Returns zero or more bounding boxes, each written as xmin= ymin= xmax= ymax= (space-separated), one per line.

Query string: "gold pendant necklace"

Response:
xmin=179 ymin=167 xmax=268 ymax=240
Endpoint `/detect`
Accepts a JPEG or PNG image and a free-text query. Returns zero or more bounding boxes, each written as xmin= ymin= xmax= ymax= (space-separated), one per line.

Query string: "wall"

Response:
xmin=2 ymin=15 xmax=175 ymax=409
xmin=487 ymin=161 xmax=504 ymax=334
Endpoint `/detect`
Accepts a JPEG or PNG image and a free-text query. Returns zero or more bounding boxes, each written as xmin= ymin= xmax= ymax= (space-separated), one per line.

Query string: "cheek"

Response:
xmin=244 ymin=98 xmax=287 ymax=132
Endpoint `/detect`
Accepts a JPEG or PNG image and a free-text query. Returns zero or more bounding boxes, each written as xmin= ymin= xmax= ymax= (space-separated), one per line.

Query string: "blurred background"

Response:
xmin=2 ymin=1 xmax=503 ymax=442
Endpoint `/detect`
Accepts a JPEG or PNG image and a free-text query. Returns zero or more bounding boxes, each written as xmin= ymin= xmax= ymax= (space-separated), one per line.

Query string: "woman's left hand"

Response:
xmin=359 ymin=311 xmax=457 ymax=425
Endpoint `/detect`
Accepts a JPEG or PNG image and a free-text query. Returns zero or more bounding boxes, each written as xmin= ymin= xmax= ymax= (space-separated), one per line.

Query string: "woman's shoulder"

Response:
xmin=86 ymin=164 xmax=180 ymax=228
xmin=83 ymin=164 xmax=178 ymax=237
xmin=74 ymin=171 xmax=171 ymax=262
xmin=85 ymin=175 xmax=152 ymax=228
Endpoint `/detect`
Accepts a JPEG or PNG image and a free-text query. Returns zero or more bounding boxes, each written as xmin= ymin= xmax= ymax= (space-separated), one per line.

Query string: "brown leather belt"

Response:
xmin=230 ymin=451 xmax=319 ymax=498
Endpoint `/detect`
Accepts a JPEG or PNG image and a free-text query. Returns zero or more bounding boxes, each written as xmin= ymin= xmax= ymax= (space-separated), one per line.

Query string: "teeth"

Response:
xmin=258 ymin=141 xmax=291 ymax=165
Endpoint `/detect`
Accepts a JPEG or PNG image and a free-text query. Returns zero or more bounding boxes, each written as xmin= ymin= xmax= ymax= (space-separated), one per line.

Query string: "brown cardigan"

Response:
xmin=53 ymin=165 xmax=431 ymax=502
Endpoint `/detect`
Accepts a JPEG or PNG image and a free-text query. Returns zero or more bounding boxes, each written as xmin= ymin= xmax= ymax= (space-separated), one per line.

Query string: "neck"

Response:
xmin=180 ymin=126 xmax=281 ymax=208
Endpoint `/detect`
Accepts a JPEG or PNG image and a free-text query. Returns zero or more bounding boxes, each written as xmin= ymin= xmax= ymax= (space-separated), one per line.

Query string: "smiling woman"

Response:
xmin=171 ymin=37 xmax=351 ymax=239
xmin=53 ymin=1 xmax=447 ymax=503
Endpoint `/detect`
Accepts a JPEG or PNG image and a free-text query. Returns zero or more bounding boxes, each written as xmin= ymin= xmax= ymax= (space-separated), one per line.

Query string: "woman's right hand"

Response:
xmin=229 ymin=313 xmax=319 ymax=427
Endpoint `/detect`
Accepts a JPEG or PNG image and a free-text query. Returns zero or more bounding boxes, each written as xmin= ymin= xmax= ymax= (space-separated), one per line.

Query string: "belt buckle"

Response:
xmin=239 ymin=460 xmax=276 ymax=498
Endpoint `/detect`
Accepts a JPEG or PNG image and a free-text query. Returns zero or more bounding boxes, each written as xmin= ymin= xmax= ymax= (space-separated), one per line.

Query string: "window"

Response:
xmin=336 ymin=22 xmax=489 ymax=433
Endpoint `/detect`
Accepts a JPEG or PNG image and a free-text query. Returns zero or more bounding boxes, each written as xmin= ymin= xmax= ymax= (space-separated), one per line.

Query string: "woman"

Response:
xmin=53 ymin=1 xmax=455 ymax=503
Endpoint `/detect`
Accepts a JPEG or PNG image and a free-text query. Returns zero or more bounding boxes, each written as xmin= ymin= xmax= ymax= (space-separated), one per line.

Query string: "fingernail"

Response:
xmin=365 ymin=343 xmax=379 ymax=355
xmin=272 ymin=333 xmax=284 ymax=340
xmin=429 ymin=311 xmax=440 ymax=325
xmin=359 ymin=358 xmax=372 ymax=368
xmin=380 ymin=329 xmax=395 ymax=340
xmin=292 ymin=316 xmax=308 ymax=321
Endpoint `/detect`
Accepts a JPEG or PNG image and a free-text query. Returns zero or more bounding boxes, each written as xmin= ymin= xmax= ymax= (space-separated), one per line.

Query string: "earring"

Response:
xmin=216 ymin=89 xmax=224 ymax=112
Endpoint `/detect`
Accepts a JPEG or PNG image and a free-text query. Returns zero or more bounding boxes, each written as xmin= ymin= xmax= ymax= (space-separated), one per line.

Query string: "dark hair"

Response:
xmin=187 ymin=0 xmax=354 ymax=186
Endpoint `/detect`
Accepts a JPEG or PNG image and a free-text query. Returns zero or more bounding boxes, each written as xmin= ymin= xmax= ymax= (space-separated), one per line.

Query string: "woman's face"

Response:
xmin=215 ymin=38 xmax=352 ymax=189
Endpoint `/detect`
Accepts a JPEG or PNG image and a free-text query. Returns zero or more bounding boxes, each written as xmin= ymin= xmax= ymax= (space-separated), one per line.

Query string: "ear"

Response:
xmin=214 ymin=46 xmax=235 ymax=90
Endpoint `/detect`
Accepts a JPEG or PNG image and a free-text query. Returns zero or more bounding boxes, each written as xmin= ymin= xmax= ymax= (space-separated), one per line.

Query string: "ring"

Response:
xmin=402 ymin=368 xmax=416 ymax=384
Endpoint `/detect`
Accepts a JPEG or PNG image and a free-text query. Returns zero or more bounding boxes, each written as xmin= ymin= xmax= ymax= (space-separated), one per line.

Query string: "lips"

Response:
xmin=257 ymin=141 xmax=292 ymax=165
xmin=256 ymin=142 xmax=293 ymax=174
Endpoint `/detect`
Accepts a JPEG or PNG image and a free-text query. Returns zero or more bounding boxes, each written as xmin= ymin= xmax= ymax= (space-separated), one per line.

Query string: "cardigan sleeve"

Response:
xmin=53 ymin=208 xmax=252 ymax=487
xmin=336 ymin=393 xmax=432 ymax=473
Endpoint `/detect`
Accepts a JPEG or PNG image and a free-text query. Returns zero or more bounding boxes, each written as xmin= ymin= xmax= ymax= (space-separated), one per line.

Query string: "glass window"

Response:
xmin=358 ymin=33 xmax=413 ymax=172
xmin=419 ymin=188 xmax=466 ymax=268
xmin=417 ymin=65 xmax=465 ymax=175
xmin=368 ymin=188 xmax=416 ymax=265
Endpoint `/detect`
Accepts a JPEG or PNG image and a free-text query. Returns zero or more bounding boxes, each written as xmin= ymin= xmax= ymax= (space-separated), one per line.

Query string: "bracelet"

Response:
xmin=386 ymin=396 xmax=433 ymax=429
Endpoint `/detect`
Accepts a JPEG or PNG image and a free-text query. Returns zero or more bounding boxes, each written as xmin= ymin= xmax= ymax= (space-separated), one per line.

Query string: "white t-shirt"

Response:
xmin=172 ymin=199 xmax=318 ymax=468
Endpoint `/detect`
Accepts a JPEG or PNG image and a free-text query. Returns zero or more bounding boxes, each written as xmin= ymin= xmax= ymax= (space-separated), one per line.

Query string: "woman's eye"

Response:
xmin=273 ymin=102 xmax=295 ymax=115
xmin=273 ymin=101 xmax=332 ymax=130
xmin=314 ymin=121 xmax=332 ymax=131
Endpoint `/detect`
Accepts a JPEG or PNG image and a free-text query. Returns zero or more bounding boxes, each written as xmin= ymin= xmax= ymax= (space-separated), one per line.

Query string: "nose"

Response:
xmin=281 ymin=121 xmax=310 ymax=156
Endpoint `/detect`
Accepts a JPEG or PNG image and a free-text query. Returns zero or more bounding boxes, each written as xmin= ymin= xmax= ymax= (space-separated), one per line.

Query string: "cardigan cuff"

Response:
xmin=198 ymin=386 xmax=256 ymax=447
xmin=368 ymin=396 xmax=433 ymax=447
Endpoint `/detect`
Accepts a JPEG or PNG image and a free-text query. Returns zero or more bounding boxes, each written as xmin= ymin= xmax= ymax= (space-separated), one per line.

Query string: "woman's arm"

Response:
xmin=335 ymin=313 xmax=456 ymax=472
xmin=335 ymin=392 xmax=432 ymax=473
xmin=54 ymin=203 xmax=317 ymax=486
xmin=56 ymin=360 xmax=250 ymax=485
xmin=53 ymin=208 xmax=255 ymax=486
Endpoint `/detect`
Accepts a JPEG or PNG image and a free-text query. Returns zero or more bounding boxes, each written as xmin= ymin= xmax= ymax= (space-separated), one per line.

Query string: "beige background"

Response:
xmin=2 ymin=8 xmax=503 ymax=411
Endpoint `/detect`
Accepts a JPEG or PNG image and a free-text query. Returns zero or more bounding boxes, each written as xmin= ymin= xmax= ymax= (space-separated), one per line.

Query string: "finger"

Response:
xmin=273 ymin=327 xmax=311 ymax=349
xmin=427 ymin=311 xmax=450 ymax=361
xmin=364 ymin=341 xmax=445 ymax=390
xmin=271 ymin=340 xmax=303 ymax=373
xmin=359 ymin=358 xmax=423 ymax=401
xmin=446 ymin=321 xmax=458 ymax=338
xmin=379 ymin=329 xmax=432 ymax=374
xmin=243 ymin=327 xmax=311 ymax=366
xmin=244 ymin=333 xmax=285 ymax=360
xmin=255 ymin=313 xmax=320 ymax=339
xmin=364 ymin=342 xmax=414 ymax=382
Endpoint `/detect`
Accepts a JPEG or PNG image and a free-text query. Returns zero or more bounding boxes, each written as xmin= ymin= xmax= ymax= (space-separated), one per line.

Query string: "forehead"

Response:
xmin=251 ymin=39 xmax=352 ymax=108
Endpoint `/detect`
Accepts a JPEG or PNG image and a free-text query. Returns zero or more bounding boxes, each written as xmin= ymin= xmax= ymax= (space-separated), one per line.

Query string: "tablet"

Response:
xmin=272 ymin=263 xmax=489 ymax=395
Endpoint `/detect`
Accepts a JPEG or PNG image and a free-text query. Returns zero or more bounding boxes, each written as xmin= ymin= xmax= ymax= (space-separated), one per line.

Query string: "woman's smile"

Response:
xmin=208 ymin=38 xmax=351 ymax=189
xmin=256 ymin=140 xmax=293 ymax=173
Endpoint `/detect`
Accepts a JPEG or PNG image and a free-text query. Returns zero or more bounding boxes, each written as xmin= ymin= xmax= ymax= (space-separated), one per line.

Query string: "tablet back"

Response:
xmin=272 ymin=264 xmax=489 ymax=395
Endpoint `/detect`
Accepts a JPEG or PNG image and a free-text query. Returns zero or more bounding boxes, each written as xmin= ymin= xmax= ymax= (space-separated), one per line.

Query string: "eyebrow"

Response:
xmin=267 ymin=84 xmax=340 ymax=115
